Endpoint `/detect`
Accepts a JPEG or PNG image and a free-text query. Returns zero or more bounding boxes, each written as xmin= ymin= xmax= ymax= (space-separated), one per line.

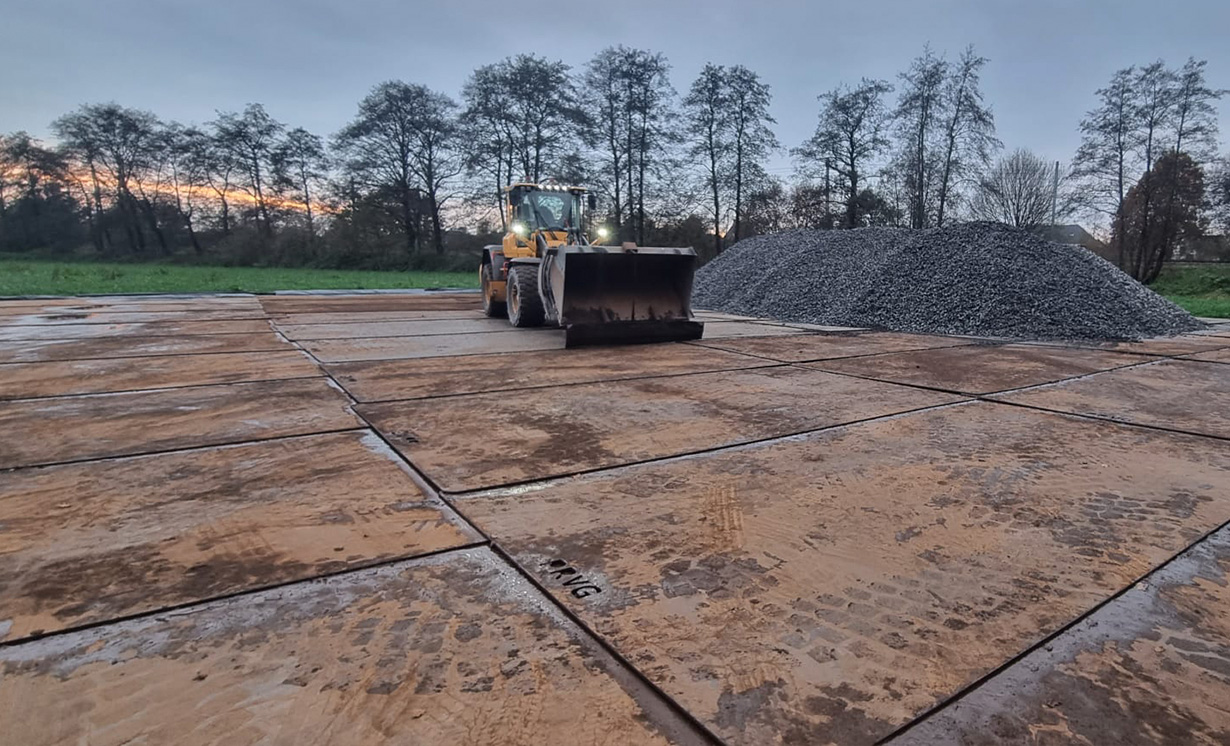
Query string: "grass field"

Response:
xmin=1151 ymin=264 xmax=1230 ymax=318
xmin=2 ymin=255 xmax=1226 ymax=319
xmin=0 ymin=258 xmax=478 ymax=297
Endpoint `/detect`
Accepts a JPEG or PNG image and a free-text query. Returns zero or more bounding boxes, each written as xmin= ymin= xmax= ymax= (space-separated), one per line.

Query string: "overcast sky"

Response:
xmin=2 ymin=0 xmax=1227 ymax=176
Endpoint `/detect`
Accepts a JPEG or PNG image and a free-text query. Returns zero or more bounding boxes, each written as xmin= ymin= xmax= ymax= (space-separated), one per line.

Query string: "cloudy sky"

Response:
xmin=2 ymin=0 xmax=1227 ymax=175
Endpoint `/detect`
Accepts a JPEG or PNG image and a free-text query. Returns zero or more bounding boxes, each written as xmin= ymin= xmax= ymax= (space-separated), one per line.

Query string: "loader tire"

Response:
xmin=481 ymin=263 xmax=506 ymax=318
xmin=507 ymin=265 xmax=545 ymax=328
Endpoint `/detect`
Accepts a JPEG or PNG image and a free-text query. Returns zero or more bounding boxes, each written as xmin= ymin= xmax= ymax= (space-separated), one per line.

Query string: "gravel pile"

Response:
xmin=693 ymin=222 xmax=1203 ymax=340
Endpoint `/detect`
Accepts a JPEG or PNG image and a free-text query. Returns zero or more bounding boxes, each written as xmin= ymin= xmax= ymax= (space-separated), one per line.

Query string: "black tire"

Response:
xmin=481 ymin=263 xmax=506 ymax=318
xmin=507 ymin=265 xmax=545 ymax=327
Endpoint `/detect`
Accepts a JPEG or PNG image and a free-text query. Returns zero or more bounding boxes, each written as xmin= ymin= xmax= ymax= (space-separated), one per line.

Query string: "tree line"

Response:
xmin=1 ymin=45 xmax=1226 ymax=281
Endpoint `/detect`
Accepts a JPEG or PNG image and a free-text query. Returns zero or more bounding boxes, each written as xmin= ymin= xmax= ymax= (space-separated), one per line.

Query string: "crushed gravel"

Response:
xmin=693 ymin=222 xmax=1203 ymax=340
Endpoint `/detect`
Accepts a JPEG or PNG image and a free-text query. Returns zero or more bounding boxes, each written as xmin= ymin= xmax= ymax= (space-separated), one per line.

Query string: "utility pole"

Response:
xmin=1051 ymin=161 xmax=1060 ymax=227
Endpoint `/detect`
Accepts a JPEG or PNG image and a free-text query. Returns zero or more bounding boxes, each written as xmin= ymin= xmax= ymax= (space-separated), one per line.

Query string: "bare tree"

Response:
xmin=460 ymin=67 xmax=516 ymax=224
xmin=336 ymin=82 xmax=423 ymax=254
xmin=404 ymin=88 xmax=463 ymax=254
xmin=794 ymin=79 xmax=893 ymax=228
xmin=1072 ymin=68 xmax=1139 ymax=269
xmin=621 ymin=49 xmax=674 ymax=245
xmin=1210 ymin=156 xmax=1230 ymax=235
xmin=893 ymin=47 xmax=948 ymax=229
xmin=462 ymin=55 xmax=580 ymax=189
xmin=1157 ymin=59 xmax=1225 ymax=263
xmin=788 ymin=184 xmax=831 ymax=229
xmin=741 ymin=180 xmax=790 ymax=237
xmin=130 ymin=124 xmax=174 ymax=254
xmin=727 ymin=65 xmax=778 ymax=242
xmin=186 ymin=131 xmax=235 ymax=236
xmin=970 ymin=149 xmax=1056 ymax=228
xmin=53 ymin=103 xmax=160 ymax=253
xmin=165 ymin=125 xmax=208 ymax=254
xmin=337 ymin=81 xmax=461 ymax=254
xmin=683 ymin=64 xmax=730 ymax=254
xmin=213 ymin=104 xmax=283 ymax=236
xmin=274 ymin=127 xmax=327 ymax=237
xmin=935 ymin=46 xmax=999 ymax=226
xmin=1119 ymin=62 xmax=1178 ymax=279
xmin=1076 ymin=58 xmax=1224 ymax=279
xmin=0 ymin=132 xmax=71 ymax=250
xmin=582 ymin=47 xmax=632 ymax=235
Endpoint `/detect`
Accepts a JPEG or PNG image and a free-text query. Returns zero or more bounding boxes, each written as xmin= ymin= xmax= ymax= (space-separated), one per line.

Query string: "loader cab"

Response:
xmin=503 ymin=183 xmax=588 ymax=257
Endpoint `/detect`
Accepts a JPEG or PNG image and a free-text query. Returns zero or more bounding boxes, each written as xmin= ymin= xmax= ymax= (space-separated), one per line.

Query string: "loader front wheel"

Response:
xmin=481 ymin=263 xmax=506 ymax=318
xmin=507 ymin=265 xmax=545 ymax=328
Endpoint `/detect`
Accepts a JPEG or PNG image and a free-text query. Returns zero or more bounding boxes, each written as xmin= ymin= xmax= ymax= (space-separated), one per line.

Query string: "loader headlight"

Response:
xmin=511 ymin=221 xmax=528 ymax=237
xmin=596 ymin=226 xmax=611 ymax=240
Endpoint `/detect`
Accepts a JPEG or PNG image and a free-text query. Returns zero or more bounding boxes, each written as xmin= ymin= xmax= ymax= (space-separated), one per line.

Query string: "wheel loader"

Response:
xmin=479 ymin=182 xmax=704 ymax=347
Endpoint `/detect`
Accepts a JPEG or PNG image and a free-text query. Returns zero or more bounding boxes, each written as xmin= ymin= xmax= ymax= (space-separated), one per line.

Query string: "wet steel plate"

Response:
xmin=693 ymin=331 xmax=977 ymax=362
xmin=1029 ymin=336 xmax=1230 ymax=358
xmin=808 ymin=344 xmax=1155 ymax=395
xmin=259 ymin=293 xmax=481 ymax=315
xmin=0 ymin=431 xmax=478 ymax=641
xmin=0 ymin=298 xmax=264 ymax=316
xmin=275 ymin=317 xmax=518 ymax=341
xmin=1185 ymin=347 xmax=1230 ymax=364
xmin=0 ymin=548 xmax=699 ymax=746
xmin=0 ymin=309 xmax=267 ymax=325
xmin=358 ymin=366 xmax=962 ymax=492
xmin=0 ymin=350 xmax=321 ymax=400
xmin=890 ymin=523 xmax=1230 ymax=745
xmin=0 ymin=332 xmax=295 ymax=363
xmin=0 ymin=377 xmax=361 ymax=468
xmin=992 ymin=359 xmax=1230 ymax=440
xmin=456 ymin=401 xmax=1230 ymax=745
xmin=699 ymin=321 xmax=808 ymax=339
xmin=0 ymin=319 xmax=272 ymax=341
xmin=329 ymin=343 xmax=773 ymax=402
xmin=304 ymin=329 xmax=566 ymax=363
xmin=269 ymin=310 xmax=487 ymax=325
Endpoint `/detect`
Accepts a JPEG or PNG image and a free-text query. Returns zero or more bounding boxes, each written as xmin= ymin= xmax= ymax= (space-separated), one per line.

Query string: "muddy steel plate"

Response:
xmin=304 ymin=329 xmax=566 ymax=363
xmin=0 ymin=319 xmax=272 ymax=341
xmin=358 ymin=366 xmax=962 ymax=492
xmin=808 ymin=344 xmax=1156 ymax=395
xmin=259 ymin=293 xmax=480 ymax=315
xmin=457 ymin=402 xmax=1230 ymax=745
xmin=698 ymin=321 xmax=808 ymax=339
xmin=268 ymin=309 xmax=487 ymax=325
xmin=275 ymin=317 xmax=517 ymax=341
xmin=0 ymin=378 xmax=361 ymax=468
xmin=890 ymin=523 xmax=1230 ymax=745
xmin=1025 ymin=336 xmax=1230 ymax=358
xmin=0 ymin=350 xmax=321 ymax=400
xmin=0 ymin=298 xmax=265 ymax=316
xmin=993 ymin=359 xmax=1230 ymax=440
xmin=693 ymin=332 xmax=978 ymax=362
xmin=0 ymin=548 xmax=694 ymax=746
xmin=328 ymin=343 xmax=772 ymax=402
xmin=0 ymin=431 xmax=478 ymax=641
xmin=0 ymin=332 xmax=295 ymax=363
xmin=1184 ymin=347 xmax=1230 ymax=364
xmin=0 ymin=309 xmax=267 ymax=325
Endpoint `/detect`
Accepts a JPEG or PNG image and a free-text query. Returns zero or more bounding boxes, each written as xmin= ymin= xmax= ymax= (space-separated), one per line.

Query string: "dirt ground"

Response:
xmin=2 ymin=291 xmax=1230 ymax=745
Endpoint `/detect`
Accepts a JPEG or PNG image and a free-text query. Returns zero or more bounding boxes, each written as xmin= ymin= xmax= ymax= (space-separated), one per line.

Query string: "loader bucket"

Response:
xmin=543 ymin=246 xmax=704 ymax=347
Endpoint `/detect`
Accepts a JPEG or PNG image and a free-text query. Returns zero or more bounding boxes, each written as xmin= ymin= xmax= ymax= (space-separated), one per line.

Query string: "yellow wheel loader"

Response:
xmin=480 ymin=182 xmax=704 ymax=347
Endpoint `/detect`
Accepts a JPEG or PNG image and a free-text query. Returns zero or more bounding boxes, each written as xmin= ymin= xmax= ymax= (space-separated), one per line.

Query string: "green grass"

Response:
xmin=0 ymin=258 xmax=478 ymax=297
xmin=1159 ymin=295 xmax=1230 ymax=318
xmin=1151 ymin=265 xmax=1230 ymax=318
